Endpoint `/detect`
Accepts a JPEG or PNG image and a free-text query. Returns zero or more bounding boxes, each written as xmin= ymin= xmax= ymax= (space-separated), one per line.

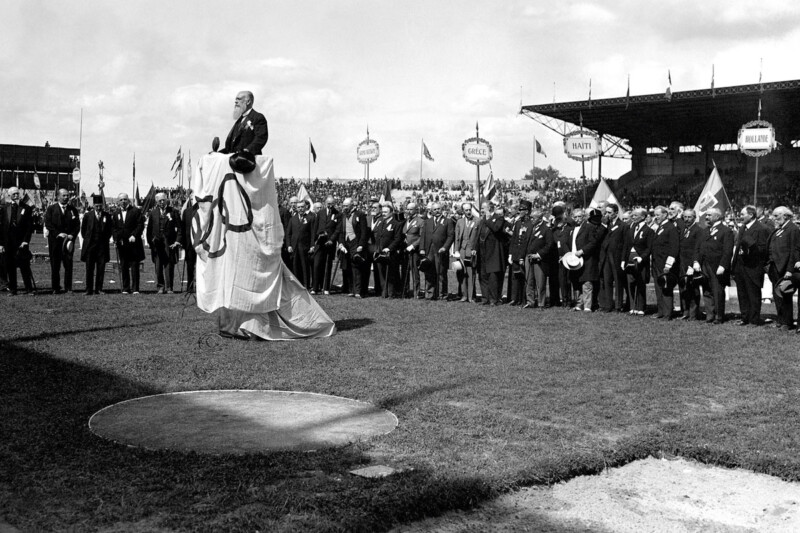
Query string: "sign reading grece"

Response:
xmin=462 ymin=137 xmax=493 ymax=166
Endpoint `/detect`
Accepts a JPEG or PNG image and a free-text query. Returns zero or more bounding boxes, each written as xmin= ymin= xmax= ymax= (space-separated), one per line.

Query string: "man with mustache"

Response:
xmin=220 ymin=91 xmax=269 ymax=155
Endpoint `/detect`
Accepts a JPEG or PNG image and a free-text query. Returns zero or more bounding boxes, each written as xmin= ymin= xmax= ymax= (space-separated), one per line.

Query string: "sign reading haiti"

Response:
xmin=357 ymin=139 xmax=380 ymax=164
xmin=563 ymin=131 xmax=601 ymax=161
xmin=462 ymin=137 xmax=493 ymax=166
xmin=738 ymin=120 xmax=776 ymax=157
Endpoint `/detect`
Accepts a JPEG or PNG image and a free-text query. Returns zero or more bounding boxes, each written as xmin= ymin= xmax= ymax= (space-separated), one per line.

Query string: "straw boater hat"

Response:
xmin=451 ymin=257 xmax=464 ymax=271
xmin=561 ymin=251 xmax=583 ymax=270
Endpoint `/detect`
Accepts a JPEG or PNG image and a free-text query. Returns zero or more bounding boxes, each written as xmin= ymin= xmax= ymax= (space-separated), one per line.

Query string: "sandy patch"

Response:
xmin=393 ymin=457 xmax=800 ymax=532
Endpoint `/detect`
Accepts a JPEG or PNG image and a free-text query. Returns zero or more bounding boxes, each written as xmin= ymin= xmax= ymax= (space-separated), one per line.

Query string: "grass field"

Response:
xmin=2 ymin=234 xmax=800 ymax=532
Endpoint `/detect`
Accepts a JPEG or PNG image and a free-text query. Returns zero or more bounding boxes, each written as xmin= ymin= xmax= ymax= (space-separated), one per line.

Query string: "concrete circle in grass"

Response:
xmin=89 ymin=390 xmax=398 ymax=454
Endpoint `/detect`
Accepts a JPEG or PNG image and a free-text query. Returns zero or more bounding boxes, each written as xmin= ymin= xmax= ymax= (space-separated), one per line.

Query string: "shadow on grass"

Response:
xmin=0 ymin=319 xmax=166 ymax=343
xmin=378 ymin=381 xmax=469 ymax=410
xmin=1 ymin=340 xmax=586 ymax=532
xmin=334 ymin=317 xmax=375 ymax=331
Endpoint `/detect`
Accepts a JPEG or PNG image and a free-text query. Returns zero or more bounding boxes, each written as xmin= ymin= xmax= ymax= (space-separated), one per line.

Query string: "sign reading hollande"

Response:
xmin=357 ymin=139 xmax=380 ymax=164
xmin=563 ymin=131 xmax=601 ymax=161
xmin=738 ymin=121 xmax=776 ymax=157
xmin=462 ymin=137 xmax=493 ymax=166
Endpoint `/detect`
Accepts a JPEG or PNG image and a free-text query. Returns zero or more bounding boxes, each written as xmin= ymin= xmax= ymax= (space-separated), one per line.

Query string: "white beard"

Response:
xmin=232 ymin=105 xmax=245 ymax=121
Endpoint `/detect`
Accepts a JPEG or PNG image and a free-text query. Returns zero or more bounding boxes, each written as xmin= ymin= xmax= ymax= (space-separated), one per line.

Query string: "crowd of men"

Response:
xmin=278 ymin=193 xmax=800 ymax=334
xmin=0 ymin=186 xmax=196 ymax=297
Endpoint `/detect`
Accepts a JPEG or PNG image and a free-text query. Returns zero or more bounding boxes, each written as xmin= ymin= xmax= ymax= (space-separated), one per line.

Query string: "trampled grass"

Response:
xmin=2 ymin=236 xmax=800 ymax=531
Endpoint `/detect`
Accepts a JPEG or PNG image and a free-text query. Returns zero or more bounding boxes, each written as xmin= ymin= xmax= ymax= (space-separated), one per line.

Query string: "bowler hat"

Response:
xmin=373 ymin=250 xmax=390 ymax=264
xmin=418 ymin=256 xmax=434 ymax=274
xmin=776 ymin=278 xmax=796 ymax=297
xmin=561 ymin=251 xmax=583 ymax=270
xmin=229 ymin=151 xmax=256 ymax=174
xmin=316 ymin=233 xmax=328 ymax=246
xmin=691 ymin=270 xmax=707 ymax=289
xmin=352 ymin=252 xmax=365 ymax=266
xmin=16 ymin=246 xmax=32 ymax=263
xmin=656 ymin=271 xmax=679 ymax=291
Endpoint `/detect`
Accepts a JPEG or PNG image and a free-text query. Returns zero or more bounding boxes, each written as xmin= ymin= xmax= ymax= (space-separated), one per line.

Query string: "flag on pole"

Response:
xmin=186 ymin=150 xmax=192 ymax=185
xmin=711 ymin=64 xmax=715 ymax=97
xmin=535 ymin=139 xmax=547 ymax=157
xmin=422 ymin=141 xmax=434 ymax=161
xmin=482 ymin=171 xmax=496 ymax=203
xmin=133 ymin=153 xmax=136 ymax=180
xmin=135 ymin=184 xmax=142 ymax=206
xmin=693 ymin=163 xmax=732 ymax=225
xmin=171 ymin=147 xmax=182 ymax=179
xmin=759 ymin=58 xmax=763 ymax=93
xmin=625 ymin=74 xmax=630 ymax=109
xmin=589 ymin=179 xmax=621 ymax=209
xmin=379 ymin=179 xmax=393 ymax=205
xmin=141 ymin=183 xmax=156 ymax=212
xmin=309 ymin=139 xmax=317 ymax=162
xmin=665 ymin=69 xmax=673 ymax=101
xmin=297 ymin=183 xmax=313 ymax=208
xmin=588 ymin=78 xmax=592 ymax=102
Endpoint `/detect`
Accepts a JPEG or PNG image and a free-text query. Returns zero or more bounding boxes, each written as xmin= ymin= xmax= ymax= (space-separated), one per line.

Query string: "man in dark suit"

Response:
xmin=285 ymin=199 xmax=314 ymax=288
xmin=401 ymin=202 xmax=425 ymax=299
xmin=598 ymin=203 xmax=626 ymax=312
xmin=419 ymin=201 xmax=454 ymax=300
xmin=693 ymin=207 xmax=734 ymax=324
xmin=334 ymin=197 xmax=369 ymax=298
xmin=525 ymin=207 xmax=555 ymax=309
xmin=507 ymin=200 xmax=533 ymax=306
xmin=220 ymin=91 xmax=269 ymax=155
xmin=476 ymin=201 xmax=506 ymax=305
xmin=112 ymin=192 xmax=146 ymax=294
xmin=572 ymin=208 xmax=607 ymax=312
xmin=80 ymin=195 xmax=112 ymax=295
xmin=177 ymin=195 xmax=198 ymax=293
xmin=766 ymin=206 xmax=800 ymax=331
xmin=679 ymin=209 xmax=704 ymax=320
xmin=311 ymin=195 xmax=338 ymax=294
xmin=44 ymin=188 xmax=80 ymax=293
xmin=453 ymin=202 xmax=479 ymax=302
xmin=365 ymin=201 xmax=382 ymax=296
xmin=372 ymin=204 xmax=404 ymax=298
xmin=146 ymin=193 xmax=180 ymax=294
xmin=551 ymin=204 xmax=573 ymax=307
xmin=732 ymin=205 xmax=770 ymax=326
xmin=650 ymin=206 xmax=680 ymax=319
xmin=1 ymin=187 xmax=35 ymax=295
xmin=622 ymin=208 xmax=654 ymax=315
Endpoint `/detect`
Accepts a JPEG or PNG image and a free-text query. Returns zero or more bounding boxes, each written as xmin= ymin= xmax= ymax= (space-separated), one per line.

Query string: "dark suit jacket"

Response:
xmin=44 ymin=202 xmax=80 ymax=248
xmin=373 ymin=216 xmax=404 ymax=254
xmin=695 ymin=222 xmax=734 ymax=272
xmin=286 ymin=213 xmax=314 ymax=251
xmin=526 ymin=221 xmax=555 ymax=263
xmin=509 ymin=217 xmax=534 ymax=261
xmin=651 ymin=221 xmax=680 ymax=273
xmin=622 ymin=222 xmax=654 ymax=282
xmin=767 ymin=221 xmax=800 ymax=276
xmin=313 ymin=206 xmax=339 ymax=244
xmin=0 ymin=201 xmax=34 ymax=249
xmin=679 ymin=223 xmax=703 ymax=275
xmin=599 ymin=218 xmax=626 ymax=271
xmin=403 ymin=215 xmax=425 ymax=250
xmin=146 ymin=207 xmax=179 ymax=262
xmin=112 ymin=206 xmax=146 ymax=262
xmin=80 ymin=210 xmax=112 ymax=263
xmin=477 ymin=214 xmax=506 ymax=274
xmin=420 ymin=216 xmax=454 ymax=256
xmin=732 ymin=220 xmax=770 ymax=272
xmin=574 ymin=221 xmax=606 ymax=282
xmin=334 ymin=210 xmax=369 ymax=249
xmin=177 ymin=203 xmax=196 ymax=250
xmin=223 ymin=109 xmax=269 ymax=155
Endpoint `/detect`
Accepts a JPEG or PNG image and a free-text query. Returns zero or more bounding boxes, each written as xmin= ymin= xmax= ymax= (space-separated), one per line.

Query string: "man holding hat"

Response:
xmin=453 ymin=202 xmax=479 ymax=302
xmin=0 ymin=187 xmax=34 ymax=295
xmin=651 ymin=206 xmax=680 ymax=320
xmin=146 ymin=192 xmax=180 ymax=293
xmin=419 ymin=202 xmax=454 ymax=301
xmin=693 ymin=207 xmax=734 ymax=324
xmin=525 ymin=207 xmax=554 ymax=308
xmin=401 ymin=202 xmax=425 ymax=298
xmin=678 ymin=209 xmax=704 ymax=320
xmin=598 ymin=203 xmax=627 ymax=312
xmin=334 ymin=197 xmax=369 ymax=298
xmin=80 ymin=194 xmax=112 ymax=295
xmin=285 ymin=199 xmax=314 ymax=288
xmin=44 ymin=188 xmax=80 ymax=294
xmin=622 ymin=208 xmax=654 ymax=315
xmin=507 ymin=199 xmax=533 ymax=306
xmin=476 ymin=201 xmax=506 ymax=305
xmin=766 ymin=206 xmax=800 ymax=331
xmin=571 ymin=207 xmax=606 ymax=312
xmin=371 ymin=203 xmax=404 ymax=298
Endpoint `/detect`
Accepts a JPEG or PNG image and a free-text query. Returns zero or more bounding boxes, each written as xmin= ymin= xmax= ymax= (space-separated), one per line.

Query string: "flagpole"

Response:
xmin=476 ymin=122 xmax=481 ymax=208
xmin=132 ymin=153 xmax=135 ymax=198
xmin=532 ymin=135 xmax=536 ymax=176
xmin=754 ymin=98 xmax=762 ymax=206
xmin=77 ymin=108 xmax=83 ymax=201
xmin=308 ymin=138 xmax=311 ymax=185
xmin=419 ymin=139 xmax=423 ymax=182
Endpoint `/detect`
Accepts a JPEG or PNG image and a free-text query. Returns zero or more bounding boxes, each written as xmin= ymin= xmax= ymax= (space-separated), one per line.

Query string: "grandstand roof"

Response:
xmin=521 ymin=79 xmax=800 ymax=147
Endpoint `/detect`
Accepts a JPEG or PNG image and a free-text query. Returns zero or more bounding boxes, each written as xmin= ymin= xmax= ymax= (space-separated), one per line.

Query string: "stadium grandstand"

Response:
xmin=521 ymin=79 xmax=800 ymax=209
xmin=0 ymin=143 xmax=80 ymax=192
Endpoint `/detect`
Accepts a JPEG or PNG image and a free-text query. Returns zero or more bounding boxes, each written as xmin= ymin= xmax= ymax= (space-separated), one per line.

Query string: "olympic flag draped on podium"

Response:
xmin=191 ymin=153 xmax=335 ymax=340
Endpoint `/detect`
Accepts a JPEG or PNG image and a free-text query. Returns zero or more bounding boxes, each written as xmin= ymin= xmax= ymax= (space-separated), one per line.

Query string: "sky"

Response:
xmin=2 ymin=0 xmax=800 ymax=198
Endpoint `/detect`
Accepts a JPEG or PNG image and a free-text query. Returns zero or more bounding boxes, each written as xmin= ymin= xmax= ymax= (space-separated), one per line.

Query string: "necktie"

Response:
xmin=11 ymin=202 xmax=18 ymax=225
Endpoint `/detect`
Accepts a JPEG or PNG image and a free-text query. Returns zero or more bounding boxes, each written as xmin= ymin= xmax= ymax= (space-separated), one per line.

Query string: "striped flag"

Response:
xmin=535 ymin=139 xmax=547 ymax=157
xmin=694 ymin=163 xmax=731 ymax=225
xmin=422 ymin=141 xmax=434 ymax=161
xmin=482 ymin=171 xmax=496 ymax=203
xmin=665 ymin=69 xmax=672 ymax=101
xmin=170 ymin=147 xmax=182 ymax=179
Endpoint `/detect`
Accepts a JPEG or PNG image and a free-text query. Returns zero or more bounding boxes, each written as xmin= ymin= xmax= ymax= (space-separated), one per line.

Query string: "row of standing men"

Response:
xmin=281 ymin=195 xmax=800 ymax=332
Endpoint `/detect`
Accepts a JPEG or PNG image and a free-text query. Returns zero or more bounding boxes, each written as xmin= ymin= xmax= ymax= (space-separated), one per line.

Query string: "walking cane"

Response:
xmin=331 ymin=252 xmax=341 ymax=292
xmin=180 ymin=248 xmax=186 ymax=293
xmin=322 ymin=245 xmax=331 ymax=293
xmin=114 ymin=243 xmax=123 ymax=292
xmin=401 ymin=252 xmax=410 ymax=299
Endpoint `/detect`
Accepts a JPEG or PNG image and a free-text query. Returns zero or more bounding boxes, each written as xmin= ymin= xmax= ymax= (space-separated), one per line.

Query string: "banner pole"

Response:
xmin=753 ymin=156 xmax=759 ymax=206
